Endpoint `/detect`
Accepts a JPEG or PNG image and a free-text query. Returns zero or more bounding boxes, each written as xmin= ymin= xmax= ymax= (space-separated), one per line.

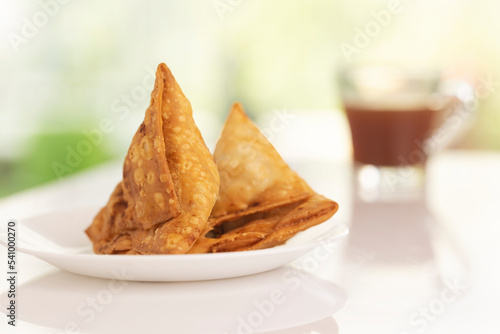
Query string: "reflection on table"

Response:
xmin=338 ymin=180 xmax=469 ymax=334
xmin=0 ymin=266 xmax=345 ymax=334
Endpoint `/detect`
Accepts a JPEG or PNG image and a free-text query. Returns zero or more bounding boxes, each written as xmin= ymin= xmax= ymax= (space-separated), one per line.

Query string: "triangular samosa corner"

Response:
xmin=211 ymin=102 xmax=311 ymax=221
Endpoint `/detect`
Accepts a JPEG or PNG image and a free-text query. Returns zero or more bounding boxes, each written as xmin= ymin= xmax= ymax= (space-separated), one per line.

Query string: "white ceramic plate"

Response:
xmin=0 ymin=207 xmax=348 ymax=282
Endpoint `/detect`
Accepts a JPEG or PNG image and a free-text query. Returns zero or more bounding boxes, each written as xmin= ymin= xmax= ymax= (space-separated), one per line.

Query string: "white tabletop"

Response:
xmin=0 ymin=107 xmax=499 ymax=334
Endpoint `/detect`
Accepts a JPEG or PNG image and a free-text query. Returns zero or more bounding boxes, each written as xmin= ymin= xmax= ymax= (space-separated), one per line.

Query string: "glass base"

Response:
xmin=355 ymin=164 xmax=426 ymax=202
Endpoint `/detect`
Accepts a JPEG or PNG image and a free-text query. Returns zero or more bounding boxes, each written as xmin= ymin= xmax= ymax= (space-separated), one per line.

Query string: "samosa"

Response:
xmin=189 ymin=103 xmax=338 ymax=253
xmin=85 ymin=63 xmax=219 ymax=254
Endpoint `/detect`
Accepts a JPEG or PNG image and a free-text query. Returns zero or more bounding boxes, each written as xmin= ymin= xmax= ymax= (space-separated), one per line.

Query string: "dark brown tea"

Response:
xmin=345 ymin=103 xmax=442 ymax=166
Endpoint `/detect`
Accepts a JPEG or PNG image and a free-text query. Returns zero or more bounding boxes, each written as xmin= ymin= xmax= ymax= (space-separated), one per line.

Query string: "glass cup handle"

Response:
xmin=427 ymin=80 xmax=476 ymax=153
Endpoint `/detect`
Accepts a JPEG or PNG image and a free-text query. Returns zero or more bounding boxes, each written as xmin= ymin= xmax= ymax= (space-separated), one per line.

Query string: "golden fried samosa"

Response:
xmin=189 ymin=104 xmax=338 ymax=253
xmin=85 ymin=63 xmax=219 ymax=254
xmin=210 ymin=103 xmax=311 ymax=223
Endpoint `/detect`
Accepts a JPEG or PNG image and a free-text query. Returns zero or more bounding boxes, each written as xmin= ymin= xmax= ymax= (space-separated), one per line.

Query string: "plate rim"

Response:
xmin=1 ymin=206 xmax=348 ymax=260
xmin=0 ymin=206 xmax=348 ymax=281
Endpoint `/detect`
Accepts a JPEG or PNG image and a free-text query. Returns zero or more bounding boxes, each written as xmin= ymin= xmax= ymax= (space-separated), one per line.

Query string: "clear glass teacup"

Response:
xmin=338 ymin=65 xmax=475 ymax=201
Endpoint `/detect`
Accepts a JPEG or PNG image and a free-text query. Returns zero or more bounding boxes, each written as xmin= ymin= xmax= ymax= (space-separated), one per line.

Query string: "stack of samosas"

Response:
xmin=85 ymin=63 xmax=338 ymax=254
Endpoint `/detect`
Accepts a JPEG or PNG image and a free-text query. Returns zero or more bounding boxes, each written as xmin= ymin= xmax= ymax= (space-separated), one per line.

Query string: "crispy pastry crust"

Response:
xmin=189 ymin=104 xmax=338 ymax=253
xmin=211 ymin=103 xmax=311 ymax=218
xmin=85 ymin=63 xmax=219 ymax=254
xmin=86 ymin=72 xmax=338 ymax=255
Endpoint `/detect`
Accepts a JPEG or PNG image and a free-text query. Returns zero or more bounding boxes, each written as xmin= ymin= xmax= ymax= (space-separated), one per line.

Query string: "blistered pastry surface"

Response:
xmin=86 ymin=63 xmax=219 ymax=254
xmin=211 ymin=103 xmax=310 ymax=218
xmin=85 ymin=67 xmax=338 ymax=255
xmin=122 ymin=69 xmax=180 ymax=231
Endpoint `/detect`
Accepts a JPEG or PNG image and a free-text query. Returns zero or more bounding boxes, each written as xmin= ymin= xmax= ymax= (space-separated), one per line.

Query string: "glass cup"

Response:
xmin=338 ymin=65 xmax=475 ymax=201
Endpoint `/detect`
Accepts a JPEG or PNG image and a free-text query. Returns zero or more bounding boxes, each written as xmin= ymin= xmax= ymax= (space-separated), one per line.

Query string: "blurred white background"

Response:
xmin=1 ymin=0 xmax=499 ymax=196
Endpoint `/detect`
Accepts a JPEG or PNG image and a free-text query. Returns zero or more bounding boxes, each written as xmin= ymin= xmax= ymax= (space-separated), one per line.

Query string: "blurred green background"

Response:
xmin=0 ymin=0 xmax=499 ymax=197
